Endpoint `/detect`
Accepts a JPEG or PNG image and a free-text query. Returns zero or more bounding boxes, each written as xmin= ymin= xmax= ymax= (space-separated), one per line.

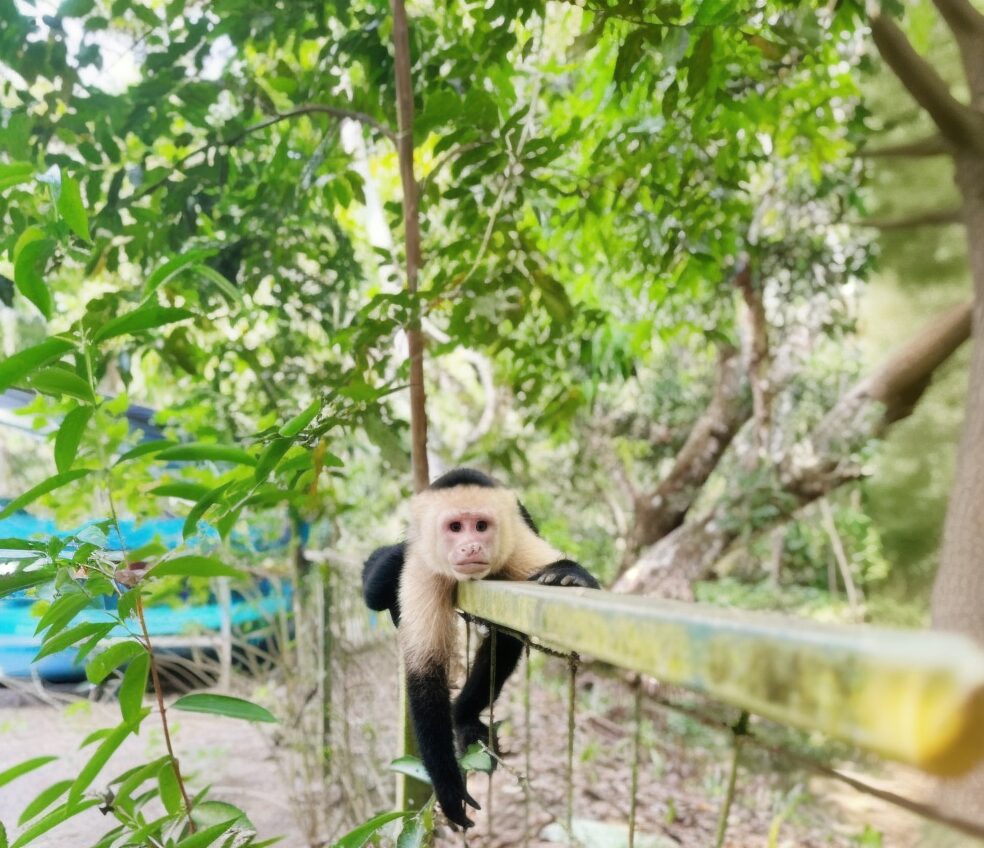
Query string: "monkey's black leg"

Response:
xmin=453 ymin=631 xmax=524 ymax=756
xmin=407 ymin=664 xmax=481 ymax=829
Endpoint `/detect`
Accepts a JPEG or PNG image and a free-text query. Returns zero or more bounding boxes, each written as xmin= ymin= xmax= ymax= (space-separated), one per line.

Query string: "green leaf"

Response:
xmin=143 ymin=248 xmax=217 ymax=294
xmin=193 ymin=264 xmax=243 ymax=304
xmin=34 ymin=591 xmax=91 ymax=635
xmin=157 ymin=760 xmax=183 ymax=816
xmin=118 ymin=651 xmax=149 ymax=722
xmin=27 ymin=367 xmax=95 ymax=403
xmin=145 ymin=555 xmax=247 ymax=581
xmin=397 ymin=817 xmax=426 ymax=848
xmin=182 ymin=481 xmax=232 ymax=539
xmin=0 ymin=566 xmax=56 ymax=600
xmin=532 ymin=273 xmax=573 ymax=323
xmin=279 ymin=399 xmax=321 ymax=438
xmin=173 ymin=818 xmax=239 ymax=848
xmin=0 ymin=819 xmax=5 ymax=848
xmin=114 ymin=439 xmax=177 ymax=464
xmin=68 ymin=717 xmax=145 ymax=805
xmin=171 ymin=693 xmax=277 ymax=723
xmin=149 ymin=482 xmax=211 ymax=501
xmin=254 ymin=438 xmax=292 ymax=484
xmin=18 ymin=779 xmax=72 ymax=825
xmin=111 ymin=755 xmax=171 ymax=808
xmin=459 ymin=744 xmax=493 ymax=773
xmin=389 ymin=756 xmax=431 ymax=785
xmin=85 ymin=639 xmax=146 ymax=685
xmin=156 ymin=442 xmax=257 ymax=466
xmin=13 ymin=239 xmax=55 ymax=318
xmin=0 ymin=469 xmax=92 ymax=519
xmin=0 ymin=757 xmax=57 ymax=789
xmin=687 ymin=30 xmax=714 ymax=92
xmin=0 ymin=162 xmax=34 ymax=193
xmin=693 ymin=0 xmax=734 ymax=24
xmin=55 ymin=405 xmax=93 ymax=472
xmin=0 ymin=337 xmax=74 ymax=392
xmin=191 ymin=801 xmax=253 ymax=830
xmin=124 ymin=814 xmax=177 ymax=846
xmin=34 ymin=621 xmax=113 ymax=662
xmin=56 ymin=175 xmax=90 ymax=242
xmin=10 ymin=800 xmax=101 ymax=848
xmin=91 ymin=306 xmax=194 ymax=342
xmin=0 ymin=538 xmax=46 ymax=551
xmin=333 ymin=811 xmax=412 ymax=848
xmin=59 ymin=0 xmax=96 ymax=17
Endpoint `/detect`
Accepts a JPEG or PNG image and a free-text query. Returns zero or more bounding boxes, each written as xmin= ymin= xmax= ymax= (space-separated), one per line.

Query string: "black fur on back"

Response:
xmin=429 ymin=468 xmax=498 ymax=490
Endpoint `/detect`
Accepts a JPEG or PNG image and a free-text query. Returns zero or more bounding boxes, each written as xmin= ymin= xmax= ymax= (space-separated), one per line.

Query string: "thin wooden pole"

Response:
xmin=391 ymin=0 xmax=428 ymax=493
xmin=391 ymin=0 xmax=432 ymax=816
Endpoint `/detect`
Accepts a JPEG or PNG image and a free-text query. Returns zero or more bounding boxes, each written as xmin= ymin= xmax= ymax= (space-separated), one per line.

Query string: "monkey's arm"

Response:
xmin=453 ymin=631 xmax=523 ymax=756
xmin=362 ymin=542 xmax=405 ymax=625
xmin=407 ymin=663 xmax=481 ymax=829
xmin=503 ymin=518 xmax=601 ymax=588
xmin=399 ymin=565 xmax=479 ymax=828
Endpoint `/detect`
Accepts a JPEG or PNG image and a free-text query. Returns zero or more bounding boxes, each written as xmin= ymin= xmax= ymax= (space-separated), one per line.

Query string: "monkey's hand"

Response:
xmin=433 ymin=773 xmax=481 ymax=830
xmin=530 ymin=559 xmax=600 ymax=589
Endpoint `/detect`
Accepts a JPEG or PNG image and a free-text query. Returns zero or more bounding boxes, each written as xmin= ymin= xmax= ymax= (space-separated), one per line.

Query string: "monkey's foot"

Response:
xmin=530 ymin=559 xmax=600 ymax=589
xmin=435 ymin=781 xmax=481 ymax=830
xmin=455 ymin=718 xmax=501 ymax=764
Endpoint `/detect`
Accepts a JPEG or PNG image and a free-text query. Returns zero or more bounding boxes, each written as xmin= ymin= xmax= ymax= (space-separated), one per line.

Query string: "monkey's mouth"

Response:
xmin=452 ymin=561 xmax=490 ymax=577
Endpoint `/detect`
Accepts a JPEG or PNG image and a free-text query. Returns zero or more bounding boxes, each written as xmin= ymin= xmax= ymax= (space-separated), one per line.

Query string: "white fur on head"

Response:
xmin=408 ymin=486 xmax=519 ymax=580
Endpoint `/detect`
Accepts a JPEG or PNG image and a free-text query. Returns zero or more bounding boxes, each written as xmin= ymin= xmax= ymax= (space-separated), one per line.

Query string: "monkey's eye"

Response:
xmin=449 ymin=521 xmax=463 ymax=533
xmin=476 ymin=520 xmax=488 ymax=532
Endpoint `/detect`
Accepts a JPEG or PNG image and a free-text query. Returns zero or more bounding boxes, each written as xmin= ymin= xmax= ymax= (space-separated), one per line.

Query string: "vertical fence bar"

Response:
xmin=523 ymin=640 xmax=531 ymax=848
xmin=487 ymin=627 xmax=497 ymax=837
xmin=566 ymin=654 xmax=578 ymax=838
xmin=628 ymin=685 xmax=642 ymax=848
xmin=714 ymin=712 xmax=748 ymax=848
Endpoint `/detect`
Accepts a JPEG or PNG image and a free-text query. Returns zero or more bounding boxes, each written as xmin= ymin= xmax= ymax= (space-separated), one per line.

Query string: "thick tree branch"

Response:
xmin=860 ymin=134 xmax=951 ymax=158
xmin=932 ymin=0 xmax=984 ymax=33
xmin=736 ymin=262 xmax=772 ymax=455
xmin=622 ymin=347 xmax=751 ymax=567
xmin=931 ymin=0 xmax=984 ymax=105
xmin=860 ymin=208 xmax=963 ymax=229
xmin=615 ymin=301 xmax=973 ymax=598
xmin=870 ymin=14 xmax=984 ymax=154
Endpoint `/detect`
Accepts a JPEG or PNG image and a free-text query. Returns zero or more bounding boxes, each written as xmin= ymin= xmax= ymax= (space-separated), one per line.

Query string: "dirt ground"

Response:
xmin=0 ymin=685 xmax=306 ymax=847
xmin=2 ymin=650 xmax=982 ymax=848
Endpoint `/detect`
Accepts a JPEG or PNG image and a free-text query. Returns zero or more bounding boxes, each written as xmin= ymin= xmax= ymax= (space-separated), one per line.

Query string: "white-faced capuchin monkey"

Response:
xmin=362 ymin=468 xmax=600 ymax=829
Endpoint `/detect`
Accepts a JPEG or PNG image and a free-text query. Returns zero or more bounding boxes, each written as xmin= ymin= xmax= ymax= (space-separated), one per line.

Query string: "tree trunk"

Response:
xmin=930 ymin=154 xmax=984 ymax=826
xmin=623 ymin=348 xmax=750 ymax=565
xmin=615 ymin=302 xmax=972 ymax=598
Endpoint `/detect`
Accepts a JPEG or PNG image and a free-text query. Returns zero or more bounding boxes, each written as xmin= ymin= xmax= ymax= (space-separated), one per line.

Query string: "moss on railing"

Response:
xmin=457 ymin=581 xmax=984 ymax=775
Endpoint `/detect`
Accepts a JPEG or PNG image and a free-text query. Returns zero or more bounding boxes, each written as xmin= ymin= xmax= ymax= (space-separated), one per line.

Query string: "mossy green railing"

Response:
xmin=455 ymin=581 xmax=984 ymax=776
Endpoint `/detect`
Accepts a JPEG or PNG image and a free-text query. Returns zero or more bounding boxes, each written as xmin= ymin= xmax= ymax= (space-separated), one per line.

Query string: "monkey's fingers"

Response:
xmin=464 ymin=790 xmax=482 ymax=811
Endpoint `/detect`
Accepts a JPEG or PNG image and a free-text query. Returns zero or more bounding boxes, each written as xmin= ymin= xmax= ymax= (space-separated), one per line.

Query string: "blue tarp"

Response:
xmin=0 ymin=512 xmax=293 ymax=681
xmin=0 ymin=389 xmax=294 ymax=681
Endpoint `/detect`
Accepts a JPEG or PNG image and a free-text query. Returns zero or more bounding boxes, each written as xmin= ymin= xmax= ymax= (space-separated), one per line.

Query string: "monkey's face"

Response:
xmin=437 ymin=509 xmax=500 ymax=580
